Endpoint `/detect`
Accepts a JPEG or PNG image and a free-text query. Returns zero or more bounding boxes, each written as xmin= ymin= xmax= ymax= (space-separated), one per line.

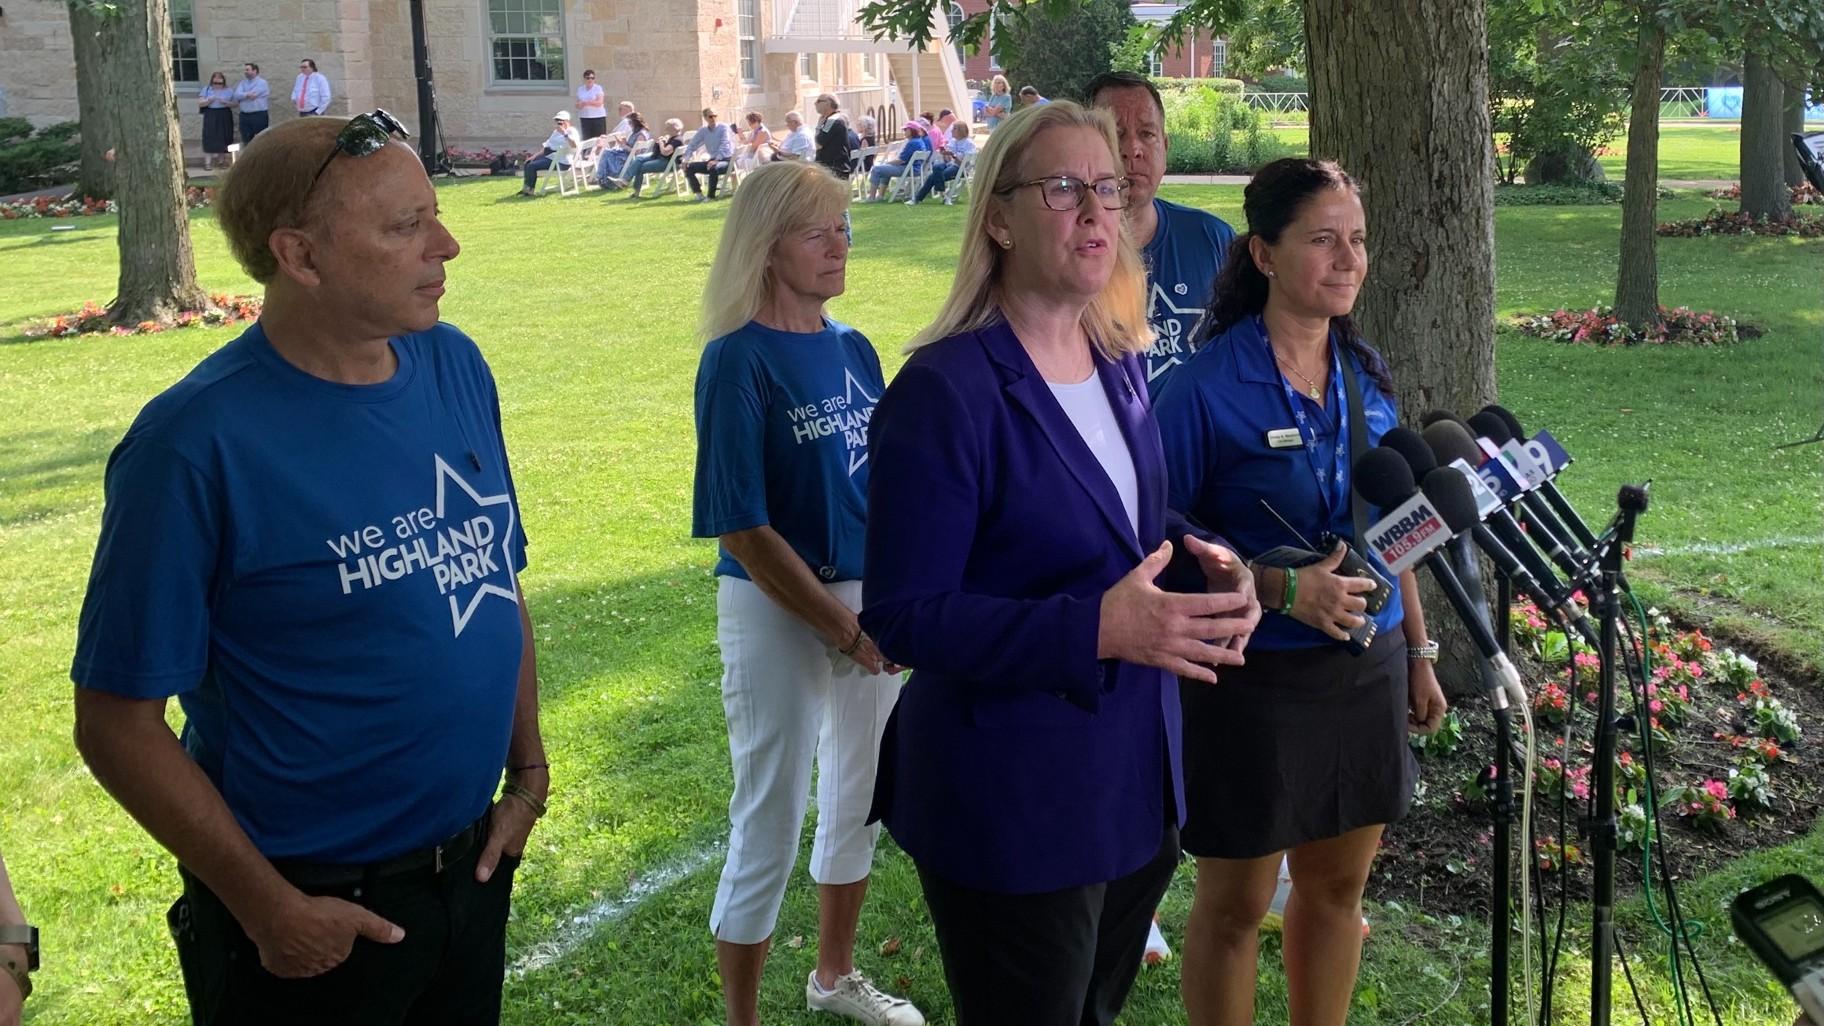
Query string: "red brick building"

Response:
xmin=947 ymin=0 xmax=1228 ymax=87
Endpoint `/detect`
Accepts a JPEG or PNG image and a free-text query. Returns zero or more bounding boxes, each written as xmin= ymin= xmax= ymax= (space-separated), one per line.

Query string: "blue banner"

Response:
xmin=1705 ymin=86 xmax=1824 ymax=120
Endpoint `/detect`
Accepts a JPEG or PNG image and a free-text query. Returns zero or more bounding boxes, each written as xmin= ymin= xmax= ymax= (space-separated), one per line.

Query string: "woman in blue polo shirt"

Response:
xmin=691 ymin=160 xmax=924 ymax=1026
xmin=1153 ymin=158 xmax=1447 ymax=1026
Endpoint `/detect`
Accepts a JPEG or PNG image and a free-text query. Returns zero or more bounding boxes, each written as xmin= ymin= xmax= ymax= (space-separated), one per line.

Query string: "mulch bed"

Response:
xmin=1370 ymin=599 xmax=1820 ymax=919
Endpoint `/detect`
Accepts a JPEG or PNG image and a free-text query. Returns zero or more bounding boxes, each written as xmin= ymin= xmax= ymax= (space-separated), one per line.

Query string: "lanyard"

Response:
xmin=1262 ymin=321 xmax=1350 ymax=522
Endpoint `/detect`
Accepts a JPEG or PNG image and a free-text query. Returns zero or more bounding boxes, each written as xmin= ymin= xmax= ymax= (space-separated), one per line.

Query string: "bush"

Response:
xmin=1512 ymin=304 xmax=1745 ymax=346
xmin=1156 ymin=77 xmax=1245 ymax=96
xmin=1248 ymin=73 xmax=1307 ymax=94
xmin=1658 ymin=209 xmax=1824 ymax=238
xmin=1160 ymin=85 xmax=1292 ymax=174
xmin=0 ymin=120 xmax=82 ymax=194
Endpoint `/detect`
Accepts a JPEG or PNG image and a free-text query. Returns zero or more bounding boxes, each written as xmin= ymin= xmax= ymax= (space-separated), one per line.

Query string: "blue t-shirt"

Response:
xmin=1153 ymin=314 xmax=1405 ymax=651
xmin=71 ymin=322 xmax=529 ymax=863
xmin=692 ymin=319 xmax=883 ymax=582
xmin=897 ymin=136 xmax=933 ymax=164
xmin=1141 ymin=198 xmax=1236 ymax=397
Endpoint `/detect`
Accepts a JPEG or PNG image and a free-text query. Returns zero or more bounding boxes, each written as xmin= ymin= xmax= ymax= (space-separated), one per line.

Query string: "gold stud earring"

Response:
xmin=1000 ymin=238 xmax=1013 ymax=249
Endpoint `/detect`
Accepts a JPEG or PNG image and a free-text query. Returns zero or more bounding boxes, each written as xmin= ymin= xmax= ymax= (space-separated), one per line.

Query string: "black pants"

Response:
xmin=580 ymin=116 xmax=608 ymax=140
xmin=239 ymin=111 xmax=268 ymax=145
xmin=685 ymin=159 xmax=730 ymax=197
xmin=168 ymin=820 xmax=519 ymax=1026
xmin=917 ymin=826 xmax=1179 ymax=1026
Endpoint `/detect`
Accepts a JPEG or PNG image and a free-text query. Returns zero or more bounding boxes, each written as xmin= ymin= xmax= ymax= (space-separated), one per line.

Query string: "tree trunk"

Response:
xmin=1303 ymin=0 xmax=1497 ymax=697
xmin=1783 ymin=78 xmax=1808 ymax=188
xmin=1614 ymin=12 xmax=1664 ymax=328
xmin=98 ymin=0 xmax=211 ymax=326
xmin=1740 ymin=50 xmax=1792 ymax=220
xmin=67 ymin=3 xmax=116 ymax=200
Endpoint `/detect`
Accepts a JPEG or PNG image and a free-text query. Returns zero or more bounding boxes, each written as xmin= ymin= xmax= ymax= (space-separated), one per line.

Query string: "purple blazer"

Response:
xmin=861 ymin=320 xmax=1220 ymax=895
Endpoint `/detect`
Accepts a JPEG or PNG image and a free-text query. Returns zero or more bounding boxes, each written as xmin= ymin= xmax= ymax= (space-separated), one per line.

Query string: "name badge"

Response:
xmin=1266 ymin=428 xmax=1303 ymax=449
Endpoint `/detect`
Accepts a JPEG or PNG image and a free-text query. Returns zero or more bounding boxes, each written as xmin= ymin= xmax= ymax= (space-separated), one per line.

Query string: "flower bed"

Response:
xmin=1511 ymin=304 xmax=1744 ymax=346
xmin=0 ymin=186 xmax=215 ymax=220
xmin=1705 ymin=181 xmax=1823 ymax=206
xmin=444 ymin=147 xmax=535 ymax=168
xmin=21 ymin=293 xmax=260 ymax=339
xmin=1658 ymin=208 xmax=1824 ymax=238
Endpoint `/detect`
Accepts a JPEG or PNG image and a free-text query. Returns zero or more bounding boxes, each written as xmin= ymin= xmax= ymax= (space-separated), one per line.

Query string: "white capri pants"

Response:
xmin=708 ymin=576 xmax=899 ymax=944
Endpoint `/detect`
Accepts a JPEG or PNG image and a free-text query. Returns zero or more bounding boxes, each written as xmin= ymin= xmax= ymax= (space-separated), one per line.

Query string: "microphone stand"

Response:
xmin=1588 ymin=484 xmax=1649 ymax=1026
xmin=1487 ymin=572 xmax=1515 ymax=1026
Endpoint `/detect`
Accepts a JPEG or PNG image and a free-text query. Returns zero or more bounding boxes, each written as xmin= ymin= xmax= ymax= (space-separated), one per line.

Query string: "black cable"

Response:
xmin=1620 ymin=612 xmax=1724 ymax=1026
xmin=1538 ymin=637 xmax=1578 ymax=1025
xmin=1614 ymin=928 xmax=1657 ymax=1026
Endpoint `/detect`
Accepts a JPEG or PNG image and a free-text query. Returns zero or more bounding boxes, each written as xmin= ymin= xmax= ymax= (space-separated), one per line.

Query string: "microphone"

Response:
xmin=1481 ymin=403 xmax=1602 ymax=550
xmin=1423 ymin=421 xmax=1580 ymax=602
xmin=1420 ymin=462 xmax=1600 ymax=649
xmin=1380 ymin=426 xmax=1438 ymax=479
xmin=1354 ymin=447 xmax=1453 ymax=575
xmin=1352 ymin=455 xmax=1525 ymax=704
xmin=1419 ymin=409 xmax=1462 ymax=429
xmin=1465 ymin=410 xmax=1588 ymax=578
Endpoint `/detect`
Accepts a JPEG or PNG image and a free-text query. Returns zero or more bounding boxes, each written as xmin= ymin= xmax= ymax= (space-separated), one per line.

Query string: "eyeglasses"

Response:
xmin=311 ymin=108 xmax=411 ymax=188
xmin=997 ymin=175 xmax=1130 ymax=212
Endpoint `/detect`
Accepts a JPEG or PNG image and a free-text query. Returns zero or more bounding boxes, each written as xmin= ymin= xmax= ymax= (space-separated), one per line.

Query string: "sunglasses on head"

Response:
xmin=311 ymin=109 xmax=410 ymax=188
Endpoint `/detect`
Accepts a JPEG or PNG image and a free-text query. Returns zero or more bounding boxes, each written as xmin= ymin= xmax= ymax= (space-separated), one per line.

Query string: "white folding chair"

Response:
xmin=942 ymin=153 xmax=976 ymax=204
xmin=536 ymin=143 xmax=579 ymax=195
xmin=886 ymin=149 xmax=931 ymax=203
xmin=566 ymin=137 xmax=604 ymax=191
xmin=849 ymin=145 xmax=886 ymax=198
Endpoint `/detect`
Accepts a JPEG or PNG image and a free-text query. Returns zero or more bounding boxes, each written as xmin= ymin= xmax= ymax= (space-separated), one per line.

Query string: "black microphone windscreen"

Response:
xmin=1353 ymin=446 xmax=1417 ymax=508
xmin=1381 ymin=426 xmax=1438 ymax=478
xmin=1482 ymin=403 xmax=1526 ymax=439
xmin=1423 ymin=420 xmax=1486 ymax=467
xmin=1467 ymin=410 xmax=1513 ymax=445
xmin=1419 ymin=409 xmax=1462 ymax=429
xmin=1420 ymin=467 xmax=1481 ymax=533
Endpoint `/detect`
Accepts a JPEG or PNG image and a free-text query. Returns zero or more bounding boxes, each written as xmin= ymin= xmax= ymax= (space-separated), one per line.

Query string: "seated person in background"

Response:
xmin=683 ymin=108 xmax=737 ymax=201
xmin=598 ymin=112 xmax=649 ymax=189
xmin=863 ymin=121 xmax=930 ymax=203
xmin=777 ymin=111 xmax=816 ymax=161
xmin=620 ymin=117 xmax=687 ymax=198
xmin=907 ymin=120 xmax=976 ymax=206
xmin=518 ymin=110 xmax=581 ymax=197
xmin=929 ymin=109 xmax=956 ymax=152
xmin=739 ymin=111 xmax=776 ymax=166
xmin=855 ymin=115 xmax=878 ymax=173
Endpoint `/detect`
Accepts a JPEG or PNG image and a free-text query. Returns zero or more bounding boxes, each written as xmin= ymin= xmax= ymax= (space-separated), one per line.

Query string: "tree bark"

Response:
xmin=1614 ymin=11 xmax=1664 ymax=329
xmin=1783 ymin=78 xmax=1808 ymax=188
xmin=1303 ymin=0 xmax=1497 ymax=696
xmin=1740 ymin=50 xmax=1792 ymax=220
xmin=98 ymin=0 xmax=211 ymax=326
xmin=67 ymin=3 xmax=116 ymax=200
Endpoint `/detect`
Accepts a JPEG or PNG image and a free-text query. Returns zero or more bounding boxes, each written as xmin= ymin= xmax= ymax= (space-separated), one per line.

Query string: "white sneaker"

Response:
xmin=904 ymin=199 xmax=917 ymax=206
xmin=806 ymin=970 xmax=926 ymax=1026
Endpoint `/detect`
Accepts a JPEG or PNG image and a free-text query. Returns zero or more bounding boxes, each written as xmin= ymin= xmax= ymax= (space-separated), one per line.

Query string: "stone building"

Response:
xmin=0 ymin=0 xmax=969 ymax=154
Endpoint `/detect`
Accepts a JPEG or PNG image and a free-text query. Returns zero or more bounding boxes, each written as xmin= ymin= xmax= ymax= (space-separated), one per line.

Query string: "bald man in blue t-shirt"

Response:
xmin=71 ymin=114 xmax=546 ymax=1026
xmin=1088 ymin=71 xmax=1237 ymax=399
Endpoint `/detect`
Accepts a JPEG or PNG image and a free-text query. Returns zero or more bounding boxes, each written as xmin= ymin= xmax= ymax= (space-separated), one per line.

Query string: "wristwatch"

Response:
xmin=1407 ymin=640 xmax=1440 ymax=662
xmin=0 ymin=923 xmax=35 ymax=1001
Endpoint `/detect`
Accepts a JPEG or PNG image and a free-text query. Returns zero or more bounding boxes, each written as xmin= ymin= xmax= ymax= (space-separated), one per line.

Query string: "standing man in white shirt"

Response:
xmin=574 ymin=71 xmax=608 ymax=140
xmin=233 ymin=62 xmax=271 ymax=144
xmin=292 ymin=59 xmax=331 ymax=117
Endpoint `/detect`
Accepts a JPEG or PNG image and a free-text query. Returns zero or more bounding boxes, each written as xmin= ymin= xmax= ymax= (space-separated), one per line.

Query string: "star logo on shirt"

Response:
xmin=843 ymin=369 xmax=878 ymax=477
xmin=1145 ymin=282 xmax=1205 ymax=381
xmin=432 ymin=454 xmax=519 ymax=638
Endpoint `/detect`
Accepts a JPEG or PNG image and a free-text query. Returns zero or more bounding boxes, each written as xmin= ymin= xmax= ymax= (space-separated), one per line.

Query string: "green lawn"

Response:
xmin=2 ymin=178 xmax=1819 ymax=1025
xmin=1266 ymin=123 xmax=1748 ymax=182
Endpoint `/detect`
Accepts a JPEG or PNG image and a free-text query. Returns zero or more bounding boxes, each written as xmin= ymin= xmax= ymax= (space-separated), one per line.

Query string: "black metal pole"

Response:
xmin=1589 ymin=484 xmax=1647 ymax=1026
xmin=409 ymin=0 xmax=438 ymax=170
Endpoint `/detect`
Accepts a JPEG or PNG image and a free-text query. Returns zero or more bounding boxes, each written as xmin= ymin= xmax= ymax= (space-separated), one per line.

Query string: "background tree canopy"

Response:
xmin=992 ymin=0 xmax=1135 ymax=102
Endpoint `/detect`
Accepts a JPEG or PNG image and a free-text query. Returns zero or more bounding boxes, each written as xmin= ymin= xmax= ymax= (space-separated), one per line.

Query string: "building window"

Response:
xmin=488 ymin=0 xmax=566 ymax=84
xmin=947 ymin=3 xmax=966 ymax=64
xmin=738 ymin=0 xmax=760 ymax=84
xmin=170 ymin=0 xmax=199 ymax=84
xmin=801 ymin=53 xmax=816 ymax=81
xmin=1210 ymin=37 xmax=1228 ymax=78
xmin=1147 ymin=46 xmax=1163 ymax=78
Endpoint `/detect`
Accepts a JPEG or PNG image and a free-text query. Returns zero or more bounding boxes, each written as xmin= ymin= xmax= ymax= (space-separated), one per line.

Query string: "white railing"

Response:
xmin=778 ymin=0 xmax=874 ymax=42
xmin=1233 ymin=87 xmax=1732 ymax=119
xmin=1241 ymin=92 xmax=1308 ymax=113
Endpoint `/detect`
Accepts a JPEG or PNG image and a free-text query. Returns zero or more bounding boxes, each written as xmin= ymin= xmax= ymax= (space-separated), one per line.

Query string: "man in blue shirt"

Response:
xmin=71 ymin=113 xmax=547 ymax=1026
xmin=684 ymin=107 xmax=737 ymax=201
xmin=1087 ymin=71 xmax=1237 ymax=398
xmin=232 ymin=62 xmax=271 ymax=144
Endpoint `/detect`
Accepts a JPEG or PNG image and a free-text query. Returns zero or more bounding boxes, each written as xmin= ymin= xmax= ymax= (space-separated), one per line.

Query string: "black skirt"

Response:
xmin=201 ymin=106 xmax=233 ymax=154
xmin=1179 ymin=629 xmax=1416 ymax=859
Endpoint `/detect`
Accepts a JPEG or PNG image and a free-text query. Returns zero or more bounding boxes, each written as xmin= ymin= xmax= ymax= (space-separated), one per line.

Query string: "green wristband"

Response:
xmin=1280 ymin=566 xmax=1299 ymax=615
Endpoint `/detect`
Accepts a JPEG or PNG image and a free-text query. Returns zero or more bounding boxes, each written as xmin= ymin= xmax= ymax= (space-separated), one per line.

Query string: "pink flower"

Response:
xmin=1702 ymin=780 xmax=1728 ymax=801
xmin=1650 ymin=699 xmax=1663 ymax=713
